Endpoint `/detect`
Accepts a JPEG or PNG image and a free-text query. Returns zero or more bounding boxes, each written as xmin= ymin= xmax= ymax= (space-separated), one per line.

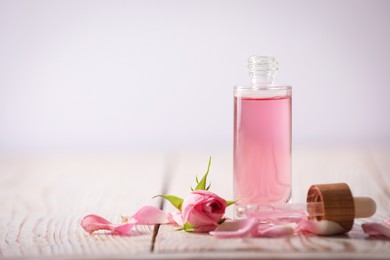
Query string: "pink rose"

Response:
xmin=181 ymin=190 xmax=227 ymax=232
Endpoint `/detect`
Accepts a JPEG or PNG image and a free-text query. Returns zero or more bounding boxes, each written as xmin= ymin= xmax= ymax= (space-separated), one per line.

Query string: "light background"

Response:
xmin=1 ymin=0 xmax=389 ymax=154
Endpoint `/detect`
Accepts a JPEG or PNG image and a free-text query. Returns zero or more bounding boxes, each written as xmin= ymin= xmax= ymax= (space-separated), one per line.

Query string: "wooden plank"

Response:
xmin=0 ymin=153 xmax=166 ymax=258
xmin=1 ymin=147 xmax=389 ymax=259
xmin=154 ymin=147 xmax=390 ymax=258
xmin=155 ymin=224 xmax=390 ymax=259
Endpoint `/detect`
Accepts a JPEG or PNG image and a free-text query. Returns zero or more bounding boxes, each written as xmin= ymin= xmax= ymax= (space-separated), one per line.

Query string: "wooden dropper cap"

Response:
xmin=306 ymin=183 xmax=376 ymax=233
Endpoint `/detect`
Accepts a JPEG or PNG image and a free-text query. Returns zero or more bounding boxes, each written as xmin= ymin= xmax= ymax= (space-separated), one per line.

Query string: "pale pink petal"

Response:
xmin=81 ymin=206 xmax=172 ymax=236
xmin=170 ymin=212 xmax=184 ymax=226
xmin=209 ymin=218 xmax=258 ymax=238
xmin=131 ymin=206 xmax=171 ymax=224
xmin=362 ymin=223 xmax=390 ymax=238
xmin=81 ymin=214 xmax=116 ymax=234
xmin=113 ymin=223 xmax=136 ymax=235
xmin=255 ymin=224 xmax=294 ymax=237
xmin=81 ymin=214 xmax=138 ymax=235
xmin=297 ymin=219 xmax=346 ymax=235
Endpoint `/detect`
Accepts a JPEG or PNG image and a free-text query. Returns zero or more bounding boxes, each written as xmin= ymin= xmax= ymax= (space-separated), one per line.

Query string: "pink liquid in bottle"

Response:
xmin=234 ymin=93 xmax=292 ymax=216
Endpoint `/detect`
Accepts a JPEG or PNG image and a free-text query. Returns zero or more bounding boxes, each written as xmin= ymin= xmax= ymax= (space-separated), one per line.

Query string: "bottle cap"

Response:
xmin=306 ymin=183 xmax=376 ymax=234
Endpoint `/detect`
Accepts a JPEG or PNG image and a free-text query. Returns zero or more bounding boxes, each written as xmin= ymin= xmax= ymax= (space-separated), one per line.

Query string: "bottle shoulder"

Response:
xmin=234 ymin=84 xmax=292 ymax=98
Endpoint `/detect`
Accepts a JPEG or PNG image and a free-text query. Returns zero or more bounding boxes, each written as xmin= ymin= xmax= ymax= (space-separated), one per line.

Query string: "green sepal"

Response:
xmin=226 ymin=200 xmax=238 ymax=207
xmin=154 ymin=195 xmax=183 ymax=211
xmin=194 ymin=156 xmax=212 ymax=191
xmin=182 ymin=222 xmax=195 ymax=232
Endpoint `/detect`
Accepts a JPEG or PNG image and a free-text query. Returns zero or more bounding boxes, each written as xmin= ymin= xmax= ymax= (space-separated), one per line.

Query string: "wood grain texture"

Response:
xmin=155 ymin=224 xmax=390 ymax=259
xmin=0 ymin=146 xmax=389 ymax=259
xmin=0 ymin=153 xmax=166 ymax=258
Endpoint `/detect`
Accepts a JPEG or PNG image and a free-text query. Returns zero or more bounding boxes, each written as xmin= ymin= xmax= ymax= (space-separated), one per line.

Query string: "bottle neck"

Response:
xmin=248 ymin=56 xmax=278 ymax=86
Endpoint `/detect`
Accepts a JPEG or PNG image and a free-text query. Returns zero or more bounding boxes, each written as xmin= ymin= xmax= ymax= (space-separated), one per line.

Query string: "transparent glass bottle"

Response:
xmin=234 ymin=56 xmax=292 ymax=218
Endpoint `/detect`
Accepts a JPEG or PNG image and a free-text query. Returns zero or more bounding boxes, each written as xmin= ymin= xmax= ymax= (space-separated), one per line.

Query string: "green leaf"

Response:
xmin=154 ymin=195 xmax=184 ymax=211
xmin=226 ymin=200 xmax=238 ymax=207
xmin=195 ymin=156 xmax=212 ymax=191
xmin=182 ymin=222 xmax=195 ymax=232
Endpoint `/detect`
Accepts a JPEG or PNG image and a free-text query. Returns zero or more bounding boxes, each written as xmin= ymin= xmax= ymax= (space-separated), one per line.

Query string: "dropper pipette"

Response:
xmin=243 ymin=197 xmax=376 ymax=220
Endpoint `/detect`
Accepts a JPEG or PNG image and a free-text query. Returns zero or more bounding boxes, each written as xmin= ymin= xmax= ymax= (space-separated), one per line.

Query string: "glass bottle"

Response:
xmin=234 ymin=56 xmax=292 ymax=218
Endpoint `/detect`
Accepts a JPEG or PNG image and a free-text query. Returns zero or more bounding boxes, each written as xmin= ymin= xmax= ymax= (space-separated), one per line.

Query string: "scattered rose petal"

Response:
xmin=81 ymin=214 xmax=134 ymax=235
xmin=209 ymin=218 xmax=258 ymax=238
xmin=81 ymin=214 xmax=115 ymax=234
xmin=297 ymin=219 xmax=346 ymax=235
xmin=210 ymin=218 xmax=296 ymax=238
xmin=255 ymin=224 xmax=294 ymax=237
xmin=81 ymin=206 xmax=174 ymax=236
xmin=113 ymin=223 xmax=137 ymax=235
xmin=131 ymin=206 xmax=172 ymax=224
xmin=362 ymin=223 xmax=390 ymax=238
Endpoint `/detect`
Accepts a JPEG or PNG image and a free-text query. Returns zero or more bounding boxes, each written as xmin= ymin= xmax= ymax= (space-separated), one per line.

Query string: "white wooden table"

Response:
xmin=0 ymin=145 xmax=389 ymax=259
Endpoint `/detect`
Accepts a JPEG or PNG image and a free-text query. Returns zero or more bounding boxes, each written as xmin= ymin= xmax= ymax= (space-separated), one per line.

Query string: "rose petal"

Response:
xmin=209 ymin=218 xmax=258 ymax=238
xmin=362 ymin=223 xmax=390 ymax=238
xmin=297 ymin=219 xmax=346 ymax=235
xmin=81 ymin=214 xmax=137 ymax=235
xmin=113 ymin=223 xmax=136 ymax=235
xmin=81 ymin=214 xmax=116 ymax=234
xmin=255 ymin=224 xmax=294 ymax=237
xmin=131 ymin=206 xmax=171 ymax=224
xmin=170 ymin=212 xmax=184 ymax=226
xmin=211 ymin=218 xmax=350 ymax=238
xmin=81 ymin=206 xmax=174 ymax=235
